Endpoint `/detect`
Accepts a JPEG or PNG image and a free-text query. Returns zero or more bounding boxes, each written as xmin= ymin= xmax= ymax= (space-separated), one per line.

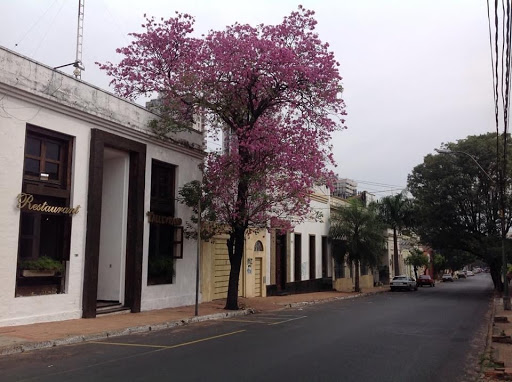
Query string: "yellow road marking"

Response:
xmin=89 ymin=330 xmax=245 ymax=349
xmin=223 ymin=319 xmax=272 ymax=324
xmin=268 ymin=316 xmax=307 ymax=326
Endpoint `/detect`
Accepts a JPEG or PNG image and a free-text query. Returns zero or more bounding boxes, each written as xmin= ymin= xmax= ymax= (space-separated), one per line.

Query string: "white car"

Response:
xmin=466 ymin=270 xmax=475 ymax=276
xmin=390 ymin=275 xmax=418 ymax=291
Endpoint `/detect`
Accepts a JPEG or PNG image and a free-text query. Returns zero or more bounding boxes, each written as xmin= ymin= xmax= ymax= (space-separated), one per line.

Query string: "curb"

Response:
xmin=282 ymin=289 xmax=389 ymax=309
xmin=0 ymin=309 xmax=253 ymax=357
xmin=479 ymin=296 xmax=501 ymax=379
xmin=0 ymin=289 xmax=388 ymax=357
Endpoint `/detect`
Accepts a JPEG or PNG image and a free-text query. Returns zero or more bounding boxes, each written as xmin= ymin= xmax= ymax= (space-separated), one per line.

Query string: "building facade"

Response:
xmin=0 ymin=47 xmax=203 ymax=326
xmin=267 ymin=187 xmax=333 ymax=295
xmin=200 ymin=230 xmax=268 ymax=301
xmin=333 ymin=177 xmax=357 ymax=199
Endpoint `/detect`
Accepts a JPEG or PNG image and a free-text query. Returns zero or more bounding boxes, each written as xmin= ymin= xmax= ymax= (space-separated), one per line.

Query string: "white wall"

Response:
xmin=140 ymin=145 xmax=202 ymax=311
xmin=0 ymin=95 xmax=91 ymax=326
xmin=290 ymin=188 xmax=331 ymax=281
xmin=97 ymin=149 xmax=129 ymax=303
xmin=0 ymin=46 xmax=204 ymax=326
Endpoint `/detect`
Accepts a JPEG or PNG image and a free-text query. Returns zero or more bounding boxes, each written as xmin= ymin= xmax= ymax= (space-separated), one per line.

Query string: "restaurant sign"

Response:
xmin=146 ymin=211 xmax=182 ymax=226
xmin=17 ymin=193 xmax=80 ymax=215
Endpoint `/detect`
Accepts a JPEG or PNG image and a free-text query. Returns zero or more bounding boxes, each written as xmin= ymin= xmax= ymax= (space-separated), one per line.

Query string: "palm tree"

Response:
xmin=330 ymin=199 xmax=385 ymax=292
xmin=376 ymin=192 xmax=414 ymax=277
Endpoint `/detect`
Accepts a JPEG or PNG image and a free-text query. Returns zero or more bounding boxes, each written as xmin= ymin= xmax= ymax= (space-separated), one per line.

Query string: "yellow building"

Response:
xmin=200 ymin=230 xmax=267 ymax=302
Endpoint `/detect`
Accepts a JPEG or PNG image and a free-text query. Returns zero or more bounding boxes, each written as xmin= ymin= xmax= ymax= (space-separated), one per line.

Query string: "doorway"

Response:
xmin=275 ymin=234 xmax=287 ymax=291
xmin=83 ymin=129 xmax=146 ymax=318
xmin=96 ymin=148 xmax=129 ymax=309
xmin=294 ymin=233 xmax=302 ymax=282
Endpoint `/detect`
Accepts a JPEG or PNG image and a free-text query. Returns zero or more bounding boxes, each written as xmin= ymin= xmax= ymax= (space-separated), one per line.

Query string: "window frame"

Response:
xmin=23 ymin=125 xmax=73 ymax=192
xmin=147 ymin=159 xmax=181 ymax=285
xmin=16 ymin=125 xmax=74 ymax=297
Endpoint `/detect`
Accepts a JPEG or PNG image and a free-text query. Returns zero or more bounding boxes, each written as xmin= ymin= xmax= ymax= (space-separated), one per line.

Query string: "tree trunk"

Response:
xmin=393 ymin=228 xmax=400 ymax=276
xmin=355 ymin=260 xmax=361 ymax=292
xmin=413 ymin=266 xmax=418 ymax=280
xmin=225 ymin=144 xmax=249 ymax=310
xmin=225 ymin=227 xmax=245 ymax=310
xmin=490 ymin=262 xmax=503 ymax=292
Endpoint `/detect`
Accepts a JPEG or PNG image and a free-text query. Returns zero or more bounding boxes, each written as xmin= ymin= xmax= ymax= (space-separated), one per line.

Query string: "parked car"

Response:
xmin=457 ymin=271 xmax=467 ymax=279
xmin=390 ymin=276 xmax=418 ymax=291
xmin=442 ymin=273 xmax=454 ymax=282
xmin=417 ymin=274 xmax=435 ymax=287
xmin=466 ymin=270 xmax=475 ymax=276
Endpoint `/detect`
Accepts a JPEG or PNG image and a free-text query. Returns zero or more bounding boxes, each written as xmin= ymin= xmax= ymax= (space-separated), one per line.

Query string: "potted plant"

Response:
xmin=147 ymin=256 xmax=175 ymax=285
xmin=20 ymin=256 xmax=64 ymax=277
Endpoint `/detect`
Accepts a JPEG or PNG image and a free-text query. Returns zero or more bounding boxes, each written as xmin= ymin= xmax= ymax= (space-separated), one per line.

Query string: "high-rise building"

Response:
xmin=333 ymin=177 xmax=357 ymax=199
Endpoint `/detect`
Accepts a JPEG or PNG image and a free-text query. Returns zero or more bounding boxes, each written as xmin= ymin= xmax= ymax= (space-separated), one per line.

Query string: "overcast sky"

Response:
xmin=0 ymin=0 xmax=495 ymax=196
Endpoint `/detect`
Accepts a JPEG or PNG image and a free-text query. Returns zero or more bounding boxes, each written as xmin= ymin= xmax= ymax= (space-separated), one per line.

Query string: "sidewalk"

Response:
xmin=483 ymin=297 xmax=512 ymax=380
xmin=0 ymin=286 xmax=388 ymax=356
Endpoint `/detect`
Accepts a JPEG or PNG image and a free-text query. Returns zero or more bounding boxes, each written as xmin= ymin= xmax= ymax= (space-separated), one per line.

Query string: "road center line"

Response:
xmin=88 ymin=329 xmax=246 ymax=349
xmin=268 ymin=316 xmax=307 ymax=326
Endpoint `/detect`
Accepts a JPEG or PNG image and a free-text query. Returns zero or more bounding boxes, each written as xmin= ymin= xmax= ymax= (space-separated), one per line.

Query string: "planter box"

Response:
xmin=492 ymin=335 xmax=512 ymax=344
xmin=22 ymin=270 xmax=57 ymax=277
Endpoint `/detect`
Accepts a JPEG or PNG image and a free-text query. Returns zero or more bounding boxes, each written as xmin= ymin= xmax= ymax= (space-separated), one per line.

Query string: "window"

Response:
xmin=16 ymin=125 xmax=73 ymax=297
xmin=334 ymin=257 xmax=345 ymax=279
xmin=147 ymin=160 xmax=182 ymax=285
xmin=254 ymin=240 xmax=264 ymax=252
xmin=331 ymin=239 xmax=346 ymax=279
xmin=360 ymin=264 xmax=368 ymax=276
xmin=23 ymin=130 xmax=70 ymax=187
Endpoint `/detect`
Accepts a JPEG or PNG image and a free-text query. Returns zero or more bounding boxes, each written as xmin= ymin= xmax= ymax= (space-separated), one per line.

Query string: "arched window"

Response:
xmin=254 ymin=240 xmax=264 ymax=252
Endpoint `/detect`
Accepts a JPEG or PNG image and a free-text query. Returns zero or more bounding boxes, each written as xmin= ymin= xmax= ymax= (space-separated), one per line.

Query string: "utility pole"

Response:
xmin=499 ymin=144 xmax=511 ymax=310
xmin=194 ymin=184 xmax=202 ymax=316
xmin=486 ymin=0 xmax=511 ymax=310
xmin=435 ymin=148 xmax=510 ymax=310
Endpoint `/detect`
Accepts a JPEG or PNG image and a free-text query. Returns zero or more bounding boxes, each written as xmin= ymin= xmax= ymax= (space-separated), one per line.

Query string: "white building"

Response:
xmin=333 ymin=177 xmax=357 ymax=199
xmin=267 ymin=186 xmax=332 ymax=294
xmin=0 ymin=47 xmax=203 ymax=326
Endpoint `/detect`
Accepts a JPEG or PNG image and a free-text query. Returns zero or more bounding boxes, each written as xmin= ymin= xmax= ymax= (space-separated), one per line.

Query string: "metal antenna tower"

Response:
xmin=53 ymin=0 xmax=86 ymax=77
xmin=73 ymin=0 xmax=85 ymax=79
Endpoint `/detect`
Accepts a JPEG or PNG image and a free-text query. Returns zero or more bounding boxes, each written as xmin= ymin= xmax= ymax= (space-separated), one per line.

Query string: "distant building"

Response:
xmin=333 ymin=178 xmax=357 ymax=199
xmin=356 ymin=190 xmax=377 ymax=206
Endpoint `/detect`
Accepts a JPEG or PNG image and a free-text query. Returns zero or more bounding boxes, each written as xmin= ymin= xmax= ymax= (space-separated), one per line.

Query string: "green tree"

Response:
xmin=442 ymin=249 xmax=476 ymax=275
xmin=408 ymin=133 xmax=512 ymax=290
xmin=431 ymin=253 xmax=447 ymax=278
xmin=376 ymin=192 xmax=414 ymax=277
xmin=330 ymin=200 xmax=385 ymax=292
xmin=404 ymin=248 xmax=429 ymax=280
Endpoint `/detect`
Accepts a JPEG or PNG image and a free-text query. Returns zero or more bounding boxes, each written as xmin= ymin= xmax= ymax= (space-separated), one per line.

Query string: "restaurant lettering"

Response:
xmin=147 ymin=211 xmax=182 ymax=226
xmin=17 ymin=193 xmax=80 ymax=215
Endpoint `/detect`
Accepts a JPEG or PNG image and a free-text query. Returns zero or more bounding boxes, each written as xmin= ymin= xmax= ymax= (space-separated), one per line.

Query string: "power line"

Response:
xmin=15 ymin=0 xmax=61 ymax=48
xmin=32 ymin=0 xmax=66 ymax=57
xmin=352 ymin=179 xmax=406 ymax=189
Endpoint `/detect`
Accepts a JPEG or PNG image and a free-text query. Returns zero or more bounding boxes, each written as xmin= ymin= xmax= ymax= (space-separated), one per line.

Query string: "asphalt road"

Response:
xmin=0 ymin=274 xmax=493 ymax=382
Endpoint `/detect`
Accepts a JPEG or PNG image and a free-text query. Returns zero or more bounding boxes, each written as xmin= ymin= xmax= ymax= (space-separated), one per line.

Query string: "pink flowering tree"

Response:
xmin=98 ymin=6 xmax=346 ymax=310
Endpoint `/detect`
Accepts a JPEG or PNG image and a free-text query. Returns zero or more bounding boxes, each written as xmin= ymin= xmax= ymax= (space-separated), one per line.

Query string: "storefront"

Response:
xmin=0 ymin=47 xmax=203 ymax=326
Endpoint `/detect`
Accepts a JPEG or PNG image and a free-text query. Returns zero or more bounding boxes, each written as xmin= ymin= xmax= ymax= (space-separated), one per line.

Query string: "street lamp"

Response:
xmin=435 ymin=148 xmax=511 ymax=310
xmin=435 ymin=149 xmax=494 ymax=181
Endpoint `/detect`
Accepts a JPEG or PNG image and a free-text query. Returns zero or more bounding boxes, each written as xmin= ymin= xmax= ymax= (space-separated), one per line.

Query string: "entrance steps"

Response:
xmin=96 ymin=301 xmax=130 ymax=316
